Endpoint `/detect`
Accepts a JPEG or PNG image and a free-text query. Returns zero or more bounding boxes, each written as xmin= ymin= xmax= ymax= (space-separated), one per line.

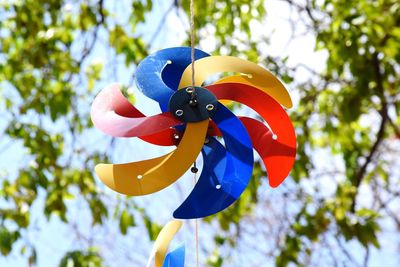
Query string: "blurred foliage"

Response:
xmin=275 ymin=0 xmax=400 ymax=266
xmin=0 ymin=0 xmax=399 ymax=266
xmin=59 ymin=248 xmax=104 ymax=267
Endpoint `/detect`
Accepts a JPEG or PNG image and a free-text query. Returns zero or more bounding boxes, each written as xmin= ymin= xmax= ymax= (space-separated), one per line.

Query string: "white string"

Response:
xmin=190 ymin=0 xmax=195 ymax=89
xmin=190 ymin=2 xmax=199 ymax=266
xmin=193 ymin=169 xmax=199 ymax=267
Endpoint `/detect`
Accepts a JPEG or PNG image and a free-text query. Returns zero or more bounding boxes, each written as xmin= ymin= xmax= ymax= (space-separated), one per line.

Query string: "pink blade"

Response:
xmin=206 ymin=83 xmax=296 ymax=187
xmin=91 ymin=84 xmax=181 ymax=138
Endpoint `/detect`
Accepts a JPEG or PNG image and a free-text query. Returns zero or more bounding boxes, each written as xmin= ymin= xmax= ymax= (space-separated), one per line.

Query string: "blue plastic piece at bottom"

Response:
xmin=135 ymin=47 xmax=210 ymax=112
xmin=163 ymin=245 xmax=185 ymax=267
xmin=173 ymin=103 xmax=254 ymax=219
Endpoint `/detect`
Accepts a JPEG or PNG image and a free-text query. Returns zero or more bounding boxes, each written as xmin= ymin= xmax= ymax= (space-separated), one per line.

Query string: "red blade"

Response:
xmin=206 ymin=83 xmax=296 ymax=187
xmin=140 ymin=120 xmax=222 ymax=146
xmin=240 ymin=117 xmax=296 ymax=187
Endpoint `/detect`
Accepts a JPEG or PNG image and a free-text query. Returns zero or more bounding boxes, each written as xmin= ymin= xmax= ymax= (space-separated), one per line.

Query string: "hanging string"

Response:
xmin=189 ymin=1 xmax=199 ymax=266
xmin=190 ymin=8 xmax=198 ymax=169
xmin=192 ymin=169 xmax=199 ymax=267
xmin=190 ymin=0 xmax=196 ymax=94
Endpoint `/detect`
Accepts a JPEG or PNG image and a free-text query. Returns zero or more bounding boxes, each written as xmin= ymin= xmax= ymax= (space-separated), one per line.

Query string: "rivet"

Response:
xmin=166 ymin=60 xmax=172 ymax=64
xmin=272 ymin=134 xmax=278 ymax=140
xmin=137 ymin=175 xmax=143 ymax=179
xmin=189 ymin=99 xmax=198 ymax=107
xmin=175 ymin=109 xmax=184 ymax=116
xmin=173 ymin=133 xmax=180 ymax=139
xmin=206 ymin=104 xmax=214 ymax=111
xmin=216 ymin=184 xmax=221 ymax=189
xmin=186 ymin=87 xmax=194 ymax=93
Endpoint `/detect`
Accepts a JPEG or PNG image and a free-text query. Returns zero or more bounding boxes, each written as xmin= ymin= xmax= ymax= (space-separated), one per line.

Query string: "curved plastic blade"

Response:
xmin=147 ymin=220 xmax=182 ymax=267
xmin=136 ymin=47 xmax=210 ymax=111
xmin=207 ymin=83 xmax=296 ymax=187
xmin=163 ymin=245 xmax=185 ymax=267
xmin=140 ymin=128 xmax=180 ymax=147
xmin=141 ymin=120 xmax=222 ymax=147
xmin=240 ymin=117 xmax=296 ymax=187
xmin=94 ymin=120 xmax=208 ymax=196
xmin=174 ymin=104 xmax=253 ymax=219
xmin=178 ymin=56 xmax=293 ymax=108
xmin=91 ymin=83 xmax=181 ymax=138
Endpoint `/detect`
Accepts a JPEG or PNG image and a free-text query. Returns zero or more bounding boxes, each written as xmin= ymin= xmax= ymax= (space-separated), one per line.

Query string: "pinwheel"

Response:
xmin=147 ymin=220 xmax=185 ymax=267
xmin=91 ymin=47 xmax=296 ymax=219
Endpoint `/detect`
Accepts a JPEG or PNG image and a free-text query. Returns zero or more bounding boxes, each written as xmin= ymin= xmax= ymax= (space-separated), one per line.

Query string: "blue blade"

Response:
xmin=173 ymin=103 xmax=254 ymax=219
xmin=174 ymin=137 xmax=228 ymax=216
xmin=135 ymin=47 xmax=210 ymax=111
xmin=163 ymin=245 xmax=185 ymax=267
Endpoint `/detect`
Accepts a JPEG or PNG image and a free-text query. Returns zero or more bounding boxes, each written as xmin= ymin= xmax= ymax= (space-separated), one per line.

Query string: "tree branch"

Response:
xmin=387 ymin=115 xmax=400 ymax=139
xmin=79 ymin=0 xmax=105 ymax=63
xmin=350 ymin=53 xmax=388 ymax=211
xmin=148 ymin=2 xmax=175 ymax=47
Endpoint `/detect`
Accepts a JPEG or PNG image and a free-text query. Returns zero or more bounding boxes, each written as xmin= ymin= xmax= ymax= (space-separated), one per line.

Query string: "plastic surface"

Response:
xmin=147 ymin=220 xmax=182 ymax=267
xmin=136 ymin=47 xmax=210 ymax=111
xmin=92 ymin=48 xmax=296 ymax=226
xmin=169 ymin=86 xmax=218 ymax=122
xmin=179 ymin=56 xmax=293 ymax=108
xmin=140 ymin=128 xmax=181 ymax=147
xmin=94 ymin=120 xmax=208 ymax=196
xmin=163 ymin=245 xmax=185 ymax=267
xmin=140 ymin=120 xmax=221 ymax=147
xmin=91 ymin=83 xmax=181 ymax=138
xmin=174 ymin=103 xmax=253 ymax=219
xmin=207 ymin=83 xmax=296 ymax=187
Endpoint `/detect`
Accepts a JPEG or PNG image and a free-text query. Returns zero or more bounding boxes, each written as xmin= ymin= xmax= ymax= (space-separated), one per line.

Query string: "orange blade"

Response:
xmin=147 ymin=220 xmax=182 ymax=267
xmin=178 ymin=56 xmax=293 ymax=108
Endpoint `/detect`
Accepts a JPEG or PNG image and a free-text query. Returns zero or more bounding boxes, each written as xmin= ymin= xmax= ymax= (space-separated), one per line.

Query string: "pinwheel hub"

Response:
xmin=169 ymin=86 xmax=218 ymax=122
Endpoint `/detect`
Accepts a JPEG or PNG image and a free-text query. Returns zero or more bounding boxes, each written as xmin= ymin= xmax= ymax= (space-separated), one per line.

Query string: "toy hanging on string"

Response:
xmin=91 ymin=47 xmax=296 ymax=266
xmin=91 ymin=47 xmax=296 ymax=220
xmin=146 ymin=220 xmax=184 ymax=267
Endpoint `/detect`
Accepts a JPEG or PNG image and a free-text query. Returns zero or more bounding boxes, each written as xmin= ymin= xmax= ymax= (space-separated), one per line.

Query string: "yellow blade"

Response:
xmin=95 ymin=120 xmax=208 ymax=195
xmin=178 ymin=56 xmax=293 ymax=108
xmin=147 ymin=220 xmax=183 ymax=267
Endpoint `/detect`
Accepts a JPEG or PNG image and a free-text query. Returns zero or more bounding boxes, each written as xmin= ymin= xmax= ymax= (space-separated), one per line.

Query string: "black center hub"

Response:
xmin=168 ymin=86 xmax=218 ymax=122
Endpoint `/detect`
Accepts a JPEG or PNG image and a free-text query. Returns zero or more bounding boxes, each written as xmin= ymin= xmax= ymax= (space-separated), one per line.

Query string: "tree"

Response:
xmin=0 ymin=0 xmax=399 ymax=266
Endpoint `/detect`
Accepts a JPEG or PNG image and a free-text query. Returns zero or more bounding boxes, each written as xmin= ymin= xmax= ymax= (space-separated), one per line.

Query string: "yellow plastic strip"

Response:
xmin=95 ymin=120 xmax=208 ymax=196
xmin=178 ymin=56 xmax=293 ymax=108
xmin=147 ymin=220 xmax=183 ymax=267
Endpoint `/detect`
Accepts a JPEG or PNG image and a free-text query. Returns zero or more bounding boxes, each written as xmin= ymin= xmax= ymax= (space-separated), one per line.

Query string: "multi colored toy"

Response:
xmin=91 ymin=47 xmax=296 ymax=265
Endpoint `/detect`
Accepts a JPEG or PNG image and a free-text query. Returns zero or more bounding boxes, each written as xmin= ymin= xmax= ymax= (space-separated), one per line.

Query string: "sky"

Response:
xmin=0 ymin=0 xmax=398 ymax=266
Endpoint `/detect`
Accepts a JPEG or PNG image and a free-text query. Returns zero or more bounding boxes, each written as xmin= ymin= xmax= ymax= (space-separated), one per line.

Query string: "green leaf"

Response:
xmin=119 ymin=210 xmax=135 ymax=235
xmin=59 ymin=248 xmax=104 ymax=267
xmin=0 ymin=226 xmax=20 ymax=256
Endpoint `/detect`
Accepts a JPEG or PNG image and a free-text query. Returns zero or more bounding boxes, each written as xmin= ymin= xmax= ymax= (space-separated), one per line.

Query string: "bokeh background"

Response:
xmin=0 ymin=0 xmax=399 ymax=266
